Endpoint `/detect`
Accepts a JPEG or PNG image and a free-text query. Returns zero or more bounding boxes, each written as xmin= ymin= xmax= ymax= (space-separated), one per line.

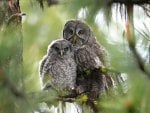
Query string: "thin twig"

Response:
xmin=135 ymin=28 xmax=150 ymax=41
xmin=126 ymin=4 xmax=150 ymax=78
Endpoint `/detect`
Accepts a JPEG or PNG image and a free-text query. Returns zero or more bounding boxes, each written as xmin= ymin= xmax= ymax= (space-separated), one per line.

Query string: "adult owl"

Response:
xmin=63 ymin=20 xmax=113 ymax=101
xmin=39 ymin=39 xmax=77 ymax=95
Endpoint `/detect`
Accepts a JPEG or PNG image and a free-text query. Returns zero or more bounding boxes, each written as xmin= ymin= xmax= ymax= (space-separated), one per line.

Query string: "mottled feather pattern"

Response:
xmin=93 ymin=42 xmax=110 ymax=67
xmin=50 ymin=57 xmax=76 ymax=89
xmin=39 ymin=55 xmax=48 ymax=76
xmin=40 ymin=39 xmax=77 ymax=92
xmin=63 ymin=20 xmax=114 ymax=101
xmin=74 ymin=45 xmax=102 ymax=72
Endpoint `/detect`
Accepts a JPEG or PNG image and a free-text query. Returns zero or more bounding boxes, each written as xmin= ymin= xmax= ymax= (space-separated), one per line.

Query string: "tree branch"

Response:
xmin=126 ymin=4 xmax=150 ymax=78
xmin=110 ymin=0 xmax=150 ymax=4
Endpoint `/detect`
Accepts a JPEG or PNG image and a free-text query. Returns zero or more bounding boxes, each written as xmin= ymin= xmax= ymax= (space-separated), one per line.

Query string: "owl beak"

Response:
xmin=60 ymin=50 xmax=64 ymax=56
xmin=72 ymin=35 xmax=78 ymax=44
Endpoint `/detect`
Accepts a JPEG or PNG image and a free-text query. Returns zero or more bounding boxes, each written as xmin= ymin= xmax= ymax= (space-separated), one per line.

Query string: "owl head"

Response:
xmin=47 ymin=39 xmax=73 ymax=58
xmin=63 ymin=20 xmax=96 ymax=47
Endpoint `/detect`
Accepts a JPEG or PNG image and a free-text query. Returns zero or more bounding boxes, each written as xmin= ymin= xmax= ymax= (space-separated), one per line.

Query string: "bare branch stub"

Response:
xmin=7 ymin=0 xmax=22 ymax=25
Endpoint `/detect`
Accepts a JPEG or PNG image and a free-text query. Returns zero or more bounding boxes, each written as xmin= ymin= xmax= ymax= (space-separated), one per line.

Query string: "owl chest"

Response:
xmin=50 ymin=59 xmax=76 ymax=81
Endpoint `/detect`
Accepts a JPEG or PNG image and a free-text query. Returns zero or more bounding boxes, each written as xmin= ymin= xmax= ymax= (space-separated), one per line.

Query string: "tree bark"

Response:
xmin=0 ymin=0 xmax=23 ymax=97
xmin=0 ymin=1 xmax=24 ymax=113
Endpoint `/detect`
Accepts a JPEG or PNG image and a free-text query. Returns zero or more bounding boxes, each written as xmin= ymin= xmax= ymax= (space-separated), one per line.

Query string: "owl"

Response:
xmin=39 ymin=39 xmax=77 ymax=94
xmin=63 ymin=20 xmax=113 ymax=100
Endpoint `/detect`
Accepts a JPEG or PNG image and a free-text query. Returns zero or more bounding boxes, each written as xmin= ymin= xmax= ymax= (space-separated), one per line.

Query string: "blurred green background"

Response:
xmin=0 ymin=0 xmax=149 ymax=113
xmin=21 ymin=0 xmax=150 ymax=113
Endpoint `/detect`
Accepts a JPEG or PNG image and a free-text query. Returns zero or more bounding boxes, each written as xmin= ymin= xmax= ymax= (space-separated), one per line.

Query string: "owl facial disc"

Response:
xmin=63 ymin=20 xmax=91 ymax=47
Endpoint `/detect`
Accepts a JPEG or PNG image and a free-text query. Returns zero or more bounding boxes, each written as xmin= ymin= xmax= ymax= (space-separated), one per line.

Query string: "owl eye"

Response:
xmin=64 ymin=47 xmax=69 ymax=51
xmin=54 ymin=47 xmax=59 ymax=51
xmin=68 ymin=29 xmax=73 ymax=35
xmin=78 ymin=30 xmax=84 ymax=35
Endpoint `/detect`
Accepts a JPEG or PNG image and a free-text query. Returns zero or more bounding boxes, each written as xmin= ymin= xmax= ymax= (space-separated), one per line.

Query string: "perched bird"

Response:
xmin=39 ymin=39 xmax=77 ymax=95
xmin=63 ymin=20 xmax=113 ymax=103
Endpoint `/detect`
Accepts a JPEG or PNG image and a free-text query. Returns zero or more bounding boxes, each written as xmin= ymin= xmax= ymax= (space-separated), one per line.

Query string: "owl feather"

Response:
xmin=39 ymin=39 xmax=77 ymax=95
xmin=63 ymin=20 xmax=114 ymax=112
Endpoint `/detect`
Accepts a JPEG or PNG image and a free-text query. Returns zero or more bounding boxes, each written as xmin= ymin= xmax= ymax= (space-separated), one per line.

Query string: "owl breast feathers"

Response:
xmin=39 ymin=39 xmax=77 ymax=92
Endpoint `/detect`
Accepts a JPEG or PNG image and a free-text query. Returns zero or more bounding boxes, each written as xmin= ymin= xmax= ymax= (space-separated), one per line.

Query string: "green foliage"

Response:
xmin=61 ymin=0 xmax=112 ymax=22
xmin=0 ymin=0 xmax=149 ymax=113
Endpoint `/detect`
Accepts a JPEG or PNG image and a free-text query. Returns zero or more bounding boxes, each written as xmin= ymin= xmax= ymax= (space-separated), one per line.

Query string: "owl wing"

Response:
xmin=92 ymin=43 xmax=114 ymax=88
xmin=92 ymin=42 xmax=110 ymax=67
xmin=39 ymin=55 xmax=54 ymax=90
xmin=75 ymin=46 xmax=105 ymax=96
xmin=40 ymin=55 xmax=48 ymax=76
xmin=83 ymin=45 xmax=102 ymax=69
xmin=75 ymin=46 xmax=102 ymax=71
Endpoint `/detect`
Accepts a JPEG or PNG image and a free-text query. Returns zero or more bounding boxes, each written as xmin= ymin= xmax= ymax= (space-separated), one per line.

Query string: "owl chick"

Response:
xmin=39 ymin=39 xmax=77 ymax=94
xmin=63 ymin=20 xmax=113 ymax=100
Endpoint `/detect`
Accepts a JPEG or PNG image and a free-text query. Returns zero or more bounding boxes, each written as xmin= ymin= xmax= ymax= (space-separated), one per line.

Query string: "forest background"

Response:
xmin=0 ymin=0 xmax=149 ymax=113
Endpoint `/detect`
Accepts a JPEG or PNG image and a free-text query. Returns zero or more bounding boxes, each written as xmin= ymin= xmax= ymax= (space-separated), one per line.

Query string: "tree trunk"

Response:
xmin=0 ymin=0 xmax=24 ymax=112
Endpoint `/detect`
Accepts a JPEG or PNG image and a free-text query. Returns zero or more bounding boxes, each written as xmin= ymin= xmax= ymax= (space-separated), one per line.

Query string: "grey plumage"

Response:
xmin=63 ymin=20 xmax=109 ymax=67
xmin=63 ymin=20 xmax=113 ymax=100
xmin=39 ymin=39 xmax=77 ymax=94
xmin=74 ymin=45 xmax=102 ymax=72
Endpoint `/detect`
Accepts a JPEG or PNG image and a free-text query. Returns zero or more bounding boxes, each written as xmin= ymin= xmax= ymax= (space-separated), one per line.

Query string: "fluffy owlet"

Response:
xmin=63 ymin=20 xmax=113 ymax=100
xmin=39 ymin=39 xmax=77 ymax=94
